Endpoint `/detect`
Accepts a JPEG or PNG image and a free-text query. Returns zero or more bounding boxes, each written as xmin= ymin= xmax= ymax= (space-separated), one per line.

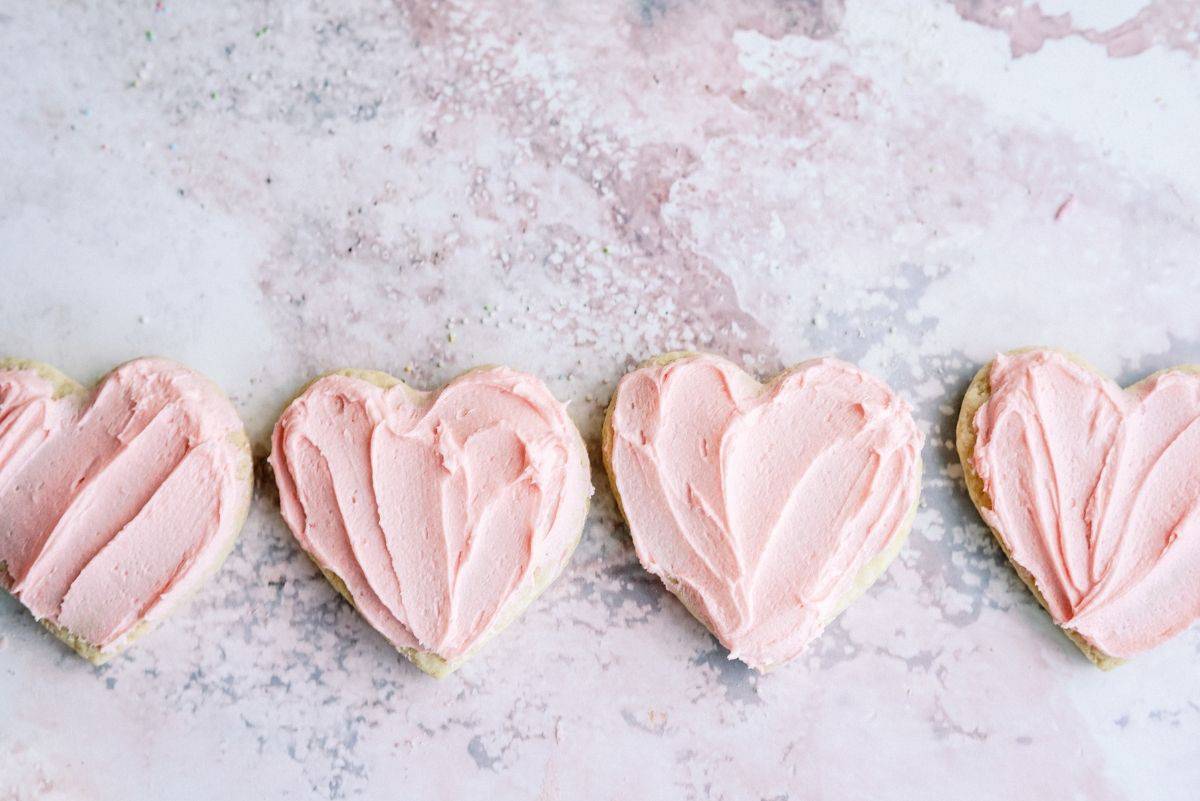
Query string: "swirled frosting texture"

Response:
xmin=0 ymin=358 xmax=250 ymax=656
xmin=972 ymin=350 xmax=1200 ymax=658
xmin=270 ymin=367 xmax=591 ymax=664
xmin=608 ymin=354 xmax=923 ymax=670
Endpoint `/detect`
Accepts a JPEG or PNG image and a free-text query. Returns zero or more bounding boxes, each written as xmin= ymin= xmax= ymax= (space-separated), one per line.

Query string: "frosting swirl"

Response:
xmin=972 ymin=349 xmax=1200 ymax=658
xmin=270 ymin=367 xmax=591 ymax=667
xmin=0 ymin=358 xmax=251 ymax=657
xmin=606 ymin=354 xmax=923 ymax=669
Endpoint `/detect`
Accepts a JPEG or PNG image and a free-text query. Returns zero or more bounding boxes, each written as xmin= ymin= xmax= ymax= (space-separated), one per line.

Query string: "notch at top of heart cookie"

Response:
xmin=958 ymin=348 xmax=1200 ymax=669
xmin=602 ymin=351 xmax=924 ymax=671
xmin=269 ymin=365 xmax=592 ymax=678
xmin=0 ymin=357 xmax=253 ymax=664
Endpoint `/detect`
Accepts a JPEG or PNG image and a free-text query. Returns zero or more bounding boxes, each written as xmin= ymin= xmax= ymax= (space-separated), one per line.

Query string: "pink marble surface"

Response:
xmin=2 ymin=1 xmax=1199 ymax=799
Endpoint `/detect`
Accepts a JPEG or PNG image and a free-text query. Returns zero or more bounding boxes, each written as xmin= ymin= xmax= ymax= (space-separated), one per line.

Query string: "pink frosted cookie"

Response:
xmin=0 ymin=357 xmax=253 ymax=664
xmin=958 ymin=348 xmax=1200 ymax=669
xmin=602 ymin=352 xmax=924 ymax=670
xmin=269 ymin=366 xmax=592 ymax=678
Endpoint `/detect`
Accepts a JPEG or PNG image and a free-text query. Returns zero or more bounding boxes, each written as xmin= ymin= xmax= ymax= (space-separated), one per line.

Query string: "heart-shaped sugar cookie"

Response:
xmin=0 ymin=357 xmax=253 ymax=664
xmin=602 ymin=352 xmax=923 ymax=670
xmin=269 ymin=366 xmax=591 ymax=678
xmin=958 ymin=348 xmax=1200 ymax=669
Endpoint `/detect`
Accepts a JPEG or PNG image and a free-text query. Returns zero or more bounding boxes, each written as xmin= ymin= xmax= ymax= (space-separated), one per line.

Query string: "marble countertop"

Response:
xmin=3 ymin=1 xmax=1199 ymax=799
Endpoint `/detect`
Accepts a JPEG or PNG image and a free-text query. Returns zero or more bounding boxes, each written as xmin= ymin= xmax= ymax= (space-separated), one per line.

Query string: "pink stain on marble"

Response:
xmin=952 ymin=0 xmax=1200 ymax=58
xmin=252 ymin=1 xmax=865 ymax=381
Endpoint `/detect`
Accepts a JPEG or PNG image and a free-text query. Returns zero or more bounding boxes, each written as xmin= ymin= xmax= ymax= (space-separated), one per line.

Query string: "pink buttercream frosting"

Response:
xmin=608 ymin=354 xmax=923 ymax=670
xmin=0 ymin=358 xmax=249 ymax=654
xmin=972 ymin=349 xmax=1200 ymax=658
xmin=269 ymin=367 xmax=591 ymax=662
